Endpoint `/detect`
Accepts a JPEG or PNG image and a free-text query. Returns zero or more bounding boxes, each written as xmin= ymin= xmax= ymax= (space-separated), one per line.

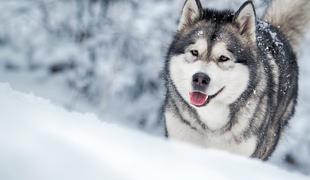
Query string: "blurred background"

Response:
xmin=0 ymin=0 xmax=309 ymax=176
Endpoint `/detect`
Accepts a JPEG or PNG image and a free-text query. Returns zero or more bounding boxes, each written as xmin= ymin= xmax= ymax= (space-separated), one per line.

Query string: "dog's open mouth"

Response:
xmin=189 ymin=87 xmax=224 ymax=107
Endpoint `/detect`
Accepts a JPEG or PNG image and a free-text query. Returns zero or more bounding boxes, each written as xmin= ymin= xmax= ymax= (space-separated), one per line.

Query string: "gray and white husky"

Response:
xmin=164 ymin=0 xmax=310 ymax=160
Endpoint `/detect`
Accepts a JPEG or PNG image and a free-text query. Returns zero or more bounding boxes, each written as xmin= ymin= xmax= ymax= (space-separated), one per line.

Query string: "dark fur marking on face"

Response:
xmin=168 ymin=28 xmax=201 ymax=56
xmin=169 ymin=9 xmax=235 ymax=57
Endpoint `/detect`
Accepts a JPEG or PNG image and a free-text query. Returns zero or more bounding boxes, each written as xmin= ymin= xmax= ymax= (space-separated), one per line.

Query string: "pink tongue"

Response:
xmin=189 ymin=92 xmax=208 ymax=106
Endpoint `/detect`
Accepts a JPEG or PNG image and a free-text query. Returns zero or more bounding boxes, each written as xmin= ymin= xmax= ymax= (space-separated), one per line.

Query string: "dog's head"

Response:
xmin=167 ymin=0 xmax=257 ymax=108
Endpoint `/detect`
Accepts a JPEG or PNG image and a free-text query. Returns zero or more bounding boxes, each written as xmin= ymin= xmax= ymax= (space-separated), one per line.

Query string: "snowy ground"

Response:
xmin=0 ymin=83 xmax=308 ymax=180
xmin=0 ymin=0 xmax=309 ymax=177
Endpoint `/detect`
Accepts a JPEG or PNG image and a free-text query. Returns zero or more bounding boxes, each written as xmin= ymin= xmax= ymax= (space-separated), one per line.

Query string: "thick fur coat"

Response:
xmin=164 ymin=0 xmax=310 ymax=160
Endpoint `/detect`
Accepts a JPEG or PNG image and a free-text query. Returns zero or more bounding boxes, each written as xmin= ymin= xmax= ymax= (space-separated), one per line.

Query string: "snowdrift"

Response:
xmin=0 ymin=83 xmax=307 ymax=180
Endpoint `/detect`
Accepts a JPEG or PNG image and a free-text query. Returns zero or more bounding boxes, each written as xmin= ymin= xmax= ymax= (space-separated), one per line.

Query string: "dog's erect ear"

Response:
xmin=234 ymin=1 xmax=256 ymax=43
xmin=178 ymin=0 xmax=203 ymax=31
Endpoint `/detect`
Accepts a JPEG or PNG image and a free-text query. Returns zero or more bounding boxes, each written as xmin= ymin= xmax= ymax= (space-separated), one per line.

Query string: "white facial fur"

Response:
xmin=169 ymin=40 xmax=250 ymax=130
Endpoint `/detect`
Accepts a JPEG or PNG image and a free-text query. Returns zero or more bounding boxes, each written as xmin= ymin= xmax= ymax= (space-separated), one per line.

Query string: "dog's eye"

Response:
xmin=190 ymin=50 xmax=199 ymax=57
xmin=218 ymin=55 xmax=230 ymax=62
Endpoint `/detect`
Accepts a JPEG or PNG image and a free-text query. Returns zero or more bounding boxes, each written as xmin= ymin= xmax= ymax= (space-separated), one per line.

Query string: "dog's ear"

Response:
xmin=234 ymin=1 xmax=256 ymax=43
xmin=178 ymin=0 xmax=203 ymax=31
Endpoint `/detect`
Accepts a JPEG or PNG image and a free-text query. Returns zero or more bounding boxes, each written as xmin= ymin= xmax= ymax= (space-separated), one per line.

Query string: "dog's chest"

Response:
xmin=203 ymin=132 xmax=257 ymax=156
xmin=195 ymin=102 xmax=231 ymax=131
xmin=165 ymin=106 xmax=257 ymax=156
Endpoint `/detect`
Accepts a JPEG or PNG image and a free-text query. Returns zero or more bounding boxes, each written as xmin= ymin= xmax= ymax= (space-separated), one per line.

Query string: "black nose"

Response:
xmin=192 ymin=72 xmax=210 ymax=91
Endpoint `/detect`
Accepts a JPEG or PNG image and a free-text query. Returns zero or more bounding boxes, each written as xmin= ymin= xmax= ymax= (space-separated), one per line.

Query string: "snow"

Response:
xmin=0 ymin=83 xmax=308 ymax=180
xmin=0 ymin=0 xmax=310 ymax=177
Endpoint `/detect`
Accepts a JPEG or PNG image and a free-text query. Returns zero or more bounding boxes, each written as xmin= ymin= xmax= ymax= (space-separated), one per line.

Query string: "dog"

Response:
xmin=163 ymin=0 xmax=310 ymax=160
